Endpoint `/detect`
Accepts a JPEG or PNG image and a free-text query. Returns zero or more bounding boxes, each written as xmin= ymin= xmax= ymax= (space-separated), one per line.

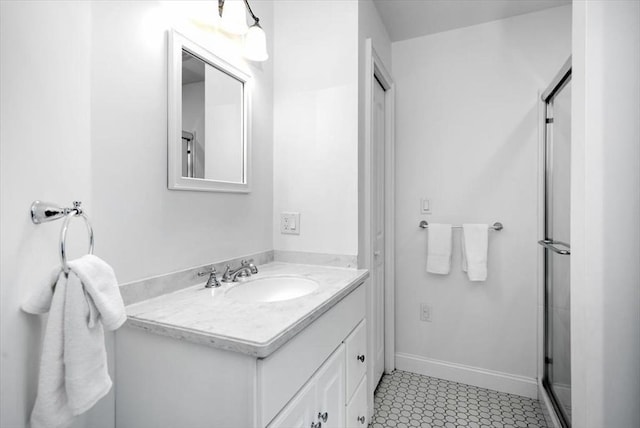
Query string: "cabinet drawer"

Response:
xmin=345 ymin=319 xmax=367 ymax=399
xmin=345 ymin=376 xmax=368 ymax=428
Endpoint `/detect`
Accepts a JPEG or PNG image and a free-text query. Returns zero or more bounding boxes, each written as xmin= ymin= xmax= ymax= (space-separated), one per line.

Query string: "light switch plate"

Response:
xmin=421 ymin=198 xmax=431 ymax=214
xmin=280 ymin=212 xmax=300 ymax=235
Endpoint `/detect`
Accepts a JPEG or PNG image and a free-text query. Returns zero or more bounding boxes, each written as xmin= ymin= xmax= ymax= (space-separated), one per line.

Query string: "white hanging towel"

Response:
xmin=426 ymin=224 xmax=453 ymax=275
xmin=462 ymin=224 xmax=489 ymax=281
xmin=22 ymin=255 xmax=126 ymax=428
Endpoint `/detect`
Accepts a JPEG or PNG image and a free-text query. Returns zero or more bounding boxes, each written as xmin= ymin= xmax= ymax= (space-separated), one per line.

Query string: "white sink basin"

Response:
xmin=225 ymin=275 xmax=319 ymax=303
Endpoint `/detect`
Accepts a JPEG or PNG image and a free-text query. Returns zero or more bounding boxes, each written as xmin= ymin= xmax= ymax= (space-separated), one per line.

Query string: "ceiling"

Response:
xmin=373 ymin=0 xmax=571 ymax=42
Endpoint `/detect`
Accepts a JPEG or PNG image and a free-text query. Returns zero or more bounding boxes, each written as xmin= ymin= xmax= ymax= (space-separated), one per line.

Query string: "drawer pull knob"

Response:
xmin=357 ymin=416 xmax=366 ymax=424
xmin=357 ymin=354 xmax=365 ymax=363
xmin=318 ymin=412 xmax=328 ymax=422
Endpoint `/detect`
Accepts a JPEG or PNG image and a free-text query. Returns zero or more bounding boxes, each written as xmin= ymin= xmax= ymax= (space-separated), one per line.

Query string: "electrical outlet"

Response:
xmin=280 ymin=212 xmax=300 ymax=235
xmin=420 ymin=303 xmax=432 ymax=322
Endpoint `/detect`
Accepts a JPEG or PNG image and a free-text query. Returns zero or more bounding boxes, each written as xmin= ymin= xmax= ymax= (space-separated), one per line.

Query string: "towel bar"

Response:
xmin=31 ymin=201 xmax=94 ymax=273
xmin=418 ymin=220 xmax=503 ymax=231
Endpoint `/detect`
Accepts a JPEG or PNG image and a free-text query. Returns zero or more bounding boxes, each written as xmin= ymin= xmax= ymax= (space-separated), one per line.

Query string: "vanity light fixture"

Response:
xmin=218 ymin=0 xmax=269 ymax=62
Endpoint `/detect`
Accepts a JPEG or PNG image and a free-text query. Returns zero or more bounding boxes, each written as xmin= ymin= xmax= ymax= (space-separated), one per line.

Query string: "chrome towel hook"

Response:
xmin=31 ymin=201 xmax=94 ymax=273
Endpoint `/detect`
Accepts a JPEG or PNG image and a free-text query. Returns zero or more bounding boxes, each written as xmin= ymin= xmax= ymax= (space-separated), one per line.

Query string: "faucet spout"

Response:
xmin=222 ymin=259 xmax=259 ymax=282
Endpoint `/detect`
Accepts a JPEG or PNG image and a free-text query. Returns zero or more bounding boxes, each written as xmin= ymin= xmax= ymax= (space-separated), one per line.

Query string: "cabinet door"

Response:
xmin=314 ymin=345 xmax=345 ymax=428
xmin=345 ymin=320 xmax=367 ymax=399
xmin=268 ymin=381 xmax=315 ymax=428
xmin=345 ymin=376 xmax=368 ymax=428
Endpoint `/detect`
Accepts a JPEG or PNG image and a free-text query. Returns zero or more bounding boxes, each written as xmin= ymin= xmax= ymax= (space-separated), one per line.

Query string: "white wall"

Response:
xmin=571 ymin=1 xmax=640 ymax=426
xmin=0 ymin=3 xmax=97 ymax=427
xmin=1 ymin=1 xmax=274 ymax=427
xmin=273 ymin=0 xmax=359 ymax=257
xmin=392 ymin=6 xmax=571 ymax=394
xmin=91 ymin=0 xmax=274 ymax=283
xmin=204 ymin=66 xmax=244 ymax=182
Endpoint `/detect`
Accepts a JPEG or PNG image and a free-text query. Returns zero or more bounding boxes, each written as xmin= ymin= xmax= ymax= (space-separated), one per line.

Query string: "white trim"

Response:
xmin=537 ymin=91 xmax=547 ymax=382
xmin=364 ymin=38 xmax=396 ymax=374
xmin=168 ymin=29 xmax=252 ymax=193
xmin=364 ymin=38 xmax=396 ymax=420
xmin=396 ymin=352 xmax=539 ymax=399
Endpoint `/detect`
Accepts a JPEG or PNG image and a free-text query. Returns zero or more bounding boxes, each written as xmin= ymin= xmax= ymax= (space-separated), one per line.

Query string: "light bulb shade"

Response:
xmin=244 ymin=24 xmax=268 ymax=62
xmin=220 ymin=0 xmax=248 ymax=35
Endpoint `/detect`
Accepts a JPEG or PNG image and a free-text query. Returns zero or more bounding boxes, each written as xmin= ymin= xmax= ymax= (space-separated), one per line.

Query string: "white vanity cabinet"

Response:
xmin=268 ymin=320 xmax=368 ymax=428
xmin=115 ymin=281 xmax=367 ymax=428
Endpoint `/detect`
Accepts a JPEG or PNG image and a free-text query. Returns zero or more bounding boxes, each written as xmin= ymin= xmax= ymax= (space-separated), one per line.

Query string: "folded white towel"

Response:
xmin=426 ymin=224 xmax=453 ymax=275
xmin=22 ymin=255 xmax=125 ymax=428
xmin=462 ymin=224 xmax=489 ymax=281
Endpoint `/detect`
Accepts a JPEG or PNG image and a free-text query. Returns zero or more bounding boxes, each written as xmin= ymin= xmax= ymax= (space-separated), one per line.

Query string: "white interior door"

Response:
xmin=372 ymin=78 xmax=386 ymax=387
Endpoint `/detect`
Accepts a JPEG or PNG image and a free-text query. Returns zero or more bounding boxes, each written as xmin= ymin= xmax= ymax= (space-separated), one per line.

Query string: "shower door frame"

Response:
xmin=540 ymin=57 xmax=572 ymax=428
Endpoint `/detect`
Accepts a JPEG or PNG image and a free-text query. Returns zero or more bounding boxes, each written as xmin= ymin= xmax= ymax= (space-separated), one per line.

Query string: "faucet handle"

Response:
xmin=197 ymin=266 xmax=216 ymax=277
xmin=242 ymin=259 xmax=259 ymax=274
xmin=198 ymin=267 xmax=221 ymax=288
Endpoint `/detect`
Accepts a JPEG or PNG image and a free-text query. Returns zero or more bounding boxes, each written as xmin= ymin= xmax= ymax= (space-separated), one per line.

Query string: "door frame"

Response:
xmin=537 ymin=57 xmax=572 ymax=428
xmin=363 ymin=38 xmax=396 ymax=389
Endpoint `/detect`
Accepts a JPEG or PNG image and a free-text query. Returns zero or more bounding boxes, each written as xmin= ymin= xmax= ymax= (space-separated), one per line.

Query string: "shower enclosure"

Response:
xmin=539 ymin=58 xmax=572 ymax=427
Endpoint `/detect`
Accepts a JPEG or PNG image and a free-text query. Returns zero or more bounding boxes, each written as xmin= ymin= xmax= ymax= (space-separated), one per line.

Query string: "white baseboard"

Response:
xmin=395 ymin=352 xmax=538 ymax=398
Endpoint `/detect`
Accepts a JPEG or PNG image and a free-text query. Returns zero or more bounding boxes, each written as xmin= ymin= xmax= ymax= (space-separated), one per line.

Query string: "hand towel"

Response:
xmin=22 ymin=255 xmax=125 ymax=428
xmin=426 ymin=224 xmax=453 ymax=274
xmin=462 ymin=224 xmax=489 ymax=281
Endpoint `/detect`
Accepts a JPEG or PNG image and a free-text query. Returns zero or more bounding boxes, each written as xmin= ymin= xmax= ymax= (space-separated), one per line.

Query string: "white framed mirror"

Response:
xmin=168 ymin=29 xmax=251 ymax=192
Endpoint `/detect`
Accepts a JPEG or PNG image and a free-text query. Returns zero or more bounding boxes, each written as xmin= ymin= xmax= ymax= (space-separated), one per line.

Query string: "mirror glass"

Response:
xmin=169 ymin=30 xmax=251 ymax=193
xmin=181 ymin=51 xmax=244 ymax=182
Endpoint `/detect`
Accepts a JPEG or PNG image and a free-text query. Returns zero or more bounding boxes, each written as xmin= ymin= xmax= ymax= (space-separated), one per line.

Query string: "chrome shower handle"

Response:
xmin=538 ymin=239 xmax=571 ymax=255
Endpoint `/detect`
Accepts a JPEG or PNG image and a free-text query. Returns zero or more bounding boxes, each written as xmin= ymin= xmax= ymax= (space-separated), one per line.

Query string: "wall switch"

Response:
xmin=421 ymin=198 xmax=431 ymax=214
xmin=280 ymin=212 xmax=300 ymax=235
xmin=420 ymin=303 xmax=432 ymax=322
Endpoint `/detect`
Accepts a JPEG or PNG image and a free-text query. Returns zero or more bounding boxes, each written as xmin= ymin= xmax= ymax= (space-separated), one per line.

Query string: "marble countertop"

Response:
xmin=125 ymin=262 xmax=368 ymax=358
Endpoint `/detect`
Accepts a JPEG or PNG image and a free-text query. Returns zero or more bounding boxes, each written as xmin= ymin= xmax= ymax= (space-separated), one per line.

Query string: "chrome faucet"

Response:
xmin=197 ymin=267 xmax=221 ymax=288
xmin=222 ymin=259 xmax=258 ymax=283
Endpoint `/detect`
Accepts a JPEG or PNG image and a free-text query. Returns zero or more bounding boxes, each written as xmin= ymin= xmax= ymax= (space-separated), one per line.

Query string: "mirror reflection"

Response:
xmin=181 ymin=50 xmax=244 ymax=183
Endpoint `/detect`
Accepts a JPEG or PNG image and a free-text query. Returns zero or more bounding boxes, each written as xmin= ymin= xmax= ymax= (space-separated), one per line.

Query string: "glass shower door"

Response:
xmin=541 ymin=72 xmax=572 ymax=427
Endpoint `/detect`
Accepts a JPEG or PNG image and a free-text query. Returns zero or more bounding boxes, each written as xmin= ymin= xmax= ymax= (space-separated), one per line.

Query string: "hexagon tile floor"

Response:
xmin=370 ymin=370 xmax=549 ymax=428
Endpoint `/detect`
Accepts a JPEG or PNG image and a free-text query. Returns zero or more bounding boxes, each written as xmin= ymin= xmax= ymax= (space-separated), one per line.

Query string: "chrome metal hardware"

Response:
xmin=222 ymin=259 xmax=259 ymax=282
xmin=318 ymin=412 xmax=328 ymax=423
xmin=310 ymin=422 xmax=322 ymax=428
xmin=538 ymin=239 xmax=571 ymax=255
xmin=31 ymin=200 xmax=84 ymax=224
xmin=357 ymin=354 xmax=365 ymax=363
xmin=30 ymin=201 xmax=94 ymax=274
xmin=198 ymin=267 xmax=221 ymax=288
xmin=357 ymin=416 xmax=366 ymax=424
xmin=419 ymin=220 xmax=503 ymax=231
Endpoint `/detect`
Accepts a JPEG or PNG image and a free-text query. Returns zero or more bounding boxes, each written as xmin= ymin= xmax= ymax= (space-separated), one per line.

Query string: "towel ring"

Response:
xmin=60 ymin=211 xmax=94 ymax=273
xmin=30 ymin=200 xmax=95 ymax=274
